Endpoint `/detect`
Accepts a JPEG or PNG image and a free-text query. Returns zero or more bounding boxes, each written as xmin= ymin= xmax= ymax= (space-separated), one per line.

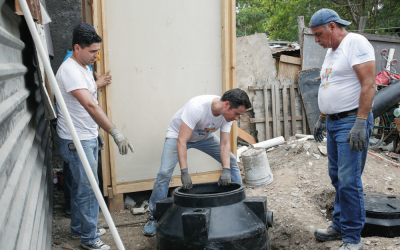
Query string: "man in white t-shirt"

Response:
xmin=56 ymin=27 xmax=134 ymax=250
xmin=142 ymin=89 xmax=251 ymax=237
xmin=310 ymin=9 xmax=375 ymax=250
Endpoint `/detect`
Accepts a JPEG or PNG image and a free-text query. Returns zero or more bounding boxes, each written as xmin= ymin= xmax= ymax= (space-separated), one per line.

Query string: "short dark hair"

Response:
xmin=221 ymin=88 xmax=251 ymax=109
xmin=72 ymin=27 xmax=102 ymax=50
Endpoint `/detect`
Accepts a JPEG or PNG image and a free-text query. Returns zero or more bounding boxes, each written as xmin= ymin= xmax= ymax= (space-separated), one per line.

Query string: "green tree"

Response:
xmin=236 ymin=0 xmax=400 ymax=41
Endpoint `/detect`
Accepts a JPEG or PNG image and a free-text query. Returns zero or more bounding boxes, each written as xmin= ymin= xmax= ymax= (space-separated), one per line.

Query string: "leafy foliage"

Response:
xmin=236 ymin=0 xmax=400 ymax=41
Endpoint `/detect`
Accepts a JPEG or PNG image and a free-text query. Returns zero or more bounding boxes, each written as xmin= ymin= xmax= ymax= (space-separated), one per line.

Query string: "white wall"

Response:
xmin=106 ymin=0 xmax=225 ymax=182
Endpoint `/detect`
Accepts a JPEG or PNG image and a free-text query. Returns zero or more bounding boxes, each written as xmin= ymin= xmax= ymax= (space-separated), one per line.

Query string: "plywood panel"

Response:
xmin=106 ymin=0 xmax=224 ymax=183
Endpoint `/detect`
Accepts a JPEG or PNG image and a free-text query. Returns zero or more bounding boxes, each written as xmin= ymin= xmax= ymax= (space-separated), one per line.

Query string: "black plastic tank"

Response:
xmin=362 ymin=193 xmax=400 ymax=238
xmin=154 ymin=182 xmax=273 ymax=250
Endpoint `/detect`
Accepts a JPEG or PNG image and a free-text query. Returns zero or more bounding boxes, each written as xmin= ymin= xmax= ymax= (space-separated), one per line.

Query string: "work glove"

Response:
xmin=109 ymin=127 xmax=134 ymax=155
xmin=313 ymin=115 xmax=326 ymax=142
xmin=181 ymin=168 xmax=193 ymax=190
xmin=218 ymin=168 xmax=231 ymax=186
xmin=347 ymin=118 xmax=367 ymax=152
xmin=98 ymin=133 xmax=105 ymax=150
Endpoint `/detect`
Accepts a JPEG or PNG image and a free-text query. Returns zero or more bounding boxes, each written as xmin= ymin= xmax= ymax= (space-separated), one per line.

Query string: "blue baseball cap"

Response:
xmin=73 ymin=23 xmax=96 ymax=34
xmin=309 ymin=9 xmax=351 ymax=28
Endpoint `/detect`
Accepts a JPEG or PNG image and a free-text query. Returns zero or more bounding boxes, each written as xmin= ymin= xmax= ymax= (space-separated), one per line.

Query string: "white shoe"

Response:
xmin=81 ymin=239 xmax=110 ymax=250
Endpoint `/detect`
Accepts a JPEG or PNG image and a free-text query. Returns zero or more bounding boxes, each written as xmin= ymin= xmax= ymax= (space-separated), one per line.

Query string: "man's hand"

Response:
xmin=218 ymin=168 xmax=231 ymax=186
xmin=109 ymin=127 xmax=134 ymax=155
xmin=347 ymin=118 xmax=367 ymax=152
xmin=94 ymin=70 xmax=112 ymax=88
xmin=98 ymin=133 xmax=105 ymax=150
xmin=181 ymin=168 xmax=192 ymax=189
xmin=313 ymin=115 xmax=326 ymax=142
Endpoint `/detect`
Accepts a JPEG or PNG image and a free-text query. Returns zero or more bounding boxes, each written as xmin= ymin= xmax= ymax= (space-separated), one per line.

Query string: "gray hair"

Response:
xmin=322 ymin=22 xmax=345 ymax=29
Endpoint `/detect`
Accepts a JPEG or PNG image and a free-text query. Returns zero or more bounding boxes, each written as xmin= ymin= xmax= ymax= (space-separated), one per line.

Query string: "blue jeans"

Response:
xmin=148 ymin=133 xmax=242 ymax=217
xmin=63 ymin=161 xmax=72 ymax=211
xmin=326 ymin=113 xmax=373 ymax=244
xmin=58 ymin=137 xmax=100 ymax=245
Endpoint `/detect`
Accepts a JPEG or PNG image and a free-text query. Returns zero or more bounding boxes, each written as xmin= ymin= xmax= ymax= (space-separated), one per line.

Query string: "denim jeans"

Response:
xmin=326 ymin=113 xmax=373 ymax=244
xmin=148 ymin=133 xmax=242 ymax=217
xmin=63 ymin=161 xmax=72 ymax=211
xmin=58 ymin=137 xmax=100 ymax=245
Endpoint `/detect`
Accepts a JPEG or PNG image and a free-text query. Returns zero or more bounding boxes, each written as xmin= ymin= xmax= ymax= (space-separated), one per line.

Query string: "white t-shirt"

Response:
xmin=166 ymin=95 xmax=233 ymax=142
xmin=318 ymin=33 xmax=375 ymax=114
xmin=56 ymin=58 xmax=98 ymax=140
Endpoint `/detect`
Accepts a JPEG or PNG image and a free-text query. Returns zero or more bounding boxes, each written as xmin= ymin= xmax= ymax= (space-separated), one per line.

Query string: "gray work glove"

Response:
xmin=347 ymin=118 xmax=367 ymax=152
xmin=98 ymin=133 xmax=105 ymax=150
xmin=181 ymin=168 xmax=192 ymax=190
xmin=313 ymin=115 xmax=326 ymax=142
xmin=218 ymin=168 xmax=231 ymax=186
xmin=109 ymin=127 xmax=134 ymax=155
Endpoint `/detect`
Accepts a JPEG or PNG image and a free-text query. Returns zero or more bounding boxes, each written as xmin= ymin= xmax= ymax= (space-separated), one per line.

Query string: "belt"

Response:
xmin=327 ymin=108 xmax=358 ymax=120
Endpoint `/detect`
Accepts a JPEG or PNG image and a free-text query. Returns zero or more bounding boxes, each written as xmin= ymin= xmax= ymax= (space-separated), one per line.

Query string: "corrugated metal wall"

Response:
xmin=0 ymin=0 xmax=53 ymax=249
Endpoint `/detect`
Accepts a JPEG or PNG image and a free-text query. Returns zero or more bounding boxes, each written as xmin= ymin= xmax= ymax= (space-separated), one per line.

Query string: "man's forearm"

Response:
xmin=85 ymin=104 xmax=115 ymax=132
xmin=357 ymin=79 xmax=375 ymax=118
xmin=177 ymin=140 xmax=188 ymax=170
xmin=220 ymin=143 xmax=231 ymax=169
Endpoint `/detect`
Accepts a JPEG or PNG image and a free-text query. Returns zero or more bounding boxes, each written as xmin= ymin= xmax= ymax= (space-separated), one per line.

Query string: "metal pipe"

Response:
xmin=18 ymin=1 xmax=125 ymax=249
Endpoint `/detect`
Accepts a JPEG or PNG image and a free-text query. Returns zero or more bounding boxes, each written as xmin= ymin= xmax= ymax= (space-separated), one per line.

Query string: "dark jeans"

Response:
xmin=63 ymin=161 xmax=72 ymax=211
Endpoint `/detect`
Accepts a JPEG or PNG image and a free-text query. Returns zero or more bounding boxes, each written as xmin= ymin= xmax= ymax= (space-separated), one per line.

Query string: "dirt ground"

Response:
xmin=51 ymin=138 xmax=400 ymax=250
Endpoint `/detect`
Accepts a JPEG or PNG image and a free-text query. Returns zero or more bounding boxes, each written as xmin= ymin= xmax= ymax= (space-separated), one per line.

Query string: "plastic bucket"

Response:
xmin=241 ymin=148 xmax=273 ymax=186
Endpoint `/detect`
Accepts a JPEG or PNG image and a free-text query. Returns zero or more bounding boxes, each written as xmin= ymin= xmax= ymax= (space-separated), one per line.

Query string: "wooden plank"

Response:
xmin=271 ymin=85 xmax=277 ymax=137
xmin=229 ymin=0 xmax=237 ymax=156
xmin=100 ymin=0 xmax=118 ymax=196
xmin=290 ymin=84 xmax=297 ymax=135
xmin=263 ymin=86 xmax=270 ymax=139
xmin=238 ymin=127 xmax=256 ymax=144
xmin=250 ymin=116 xmax=303 ymax=123
xmin=92 ymin=0 xmax=111 ymax=197
xmin=116 ymin=171 xmax=223 ymax=194
xmin=280 ymin=55 xmax=301 ymax=65
xmin=282 ymin=85 xmax=289 ymax=139
xmin=221 ymin=0 xmax=237 ymax=156
xmin=249 ymin=85 xmax=272 ymax=91
xmin=107 ymin=193 xmax=124 ymax=212
xmin=277 ymin=61 xmax=301 ymax=80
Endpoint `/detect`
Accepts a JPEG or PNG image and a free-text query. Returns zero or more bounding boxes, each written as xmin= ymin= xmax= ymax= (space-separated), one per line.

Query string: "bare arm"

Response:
xmin=220 ymin=132 xmax=231 ymax=169
xmin=71 ymin=88 xmax=114 ymax=132
xmin=94 ymin=70 xmax=112 ymax=88
xmin=177 ymin=121 xmax=193 ymax=170
xmin=353 ymin=61 xmax=376 ymax=118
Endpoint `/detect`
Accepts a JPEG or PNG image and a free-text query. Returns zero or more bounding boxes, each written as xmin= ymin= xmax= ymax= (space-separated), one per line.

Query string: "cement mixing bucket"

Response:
xmin=241 ymin=148 xmax=273 ymax=186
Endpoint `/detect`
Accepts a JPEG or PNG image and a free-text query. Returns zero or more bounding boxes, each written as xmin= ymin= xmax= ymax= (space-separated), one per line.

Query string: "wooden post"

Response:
xmin=297 ymin=16 xmax=304 ymax=61
xmin=221 ymin=0 xmax=237 ymax=156
xmin=358 ymin=16 xmax=367 ymax=33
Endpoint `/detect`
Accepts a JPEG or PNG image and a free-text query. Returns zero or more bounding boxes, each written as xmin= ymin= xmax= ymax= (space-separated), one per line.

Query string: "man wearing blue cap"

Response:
xmin=310 ymin=8 xmax=376 ymax=250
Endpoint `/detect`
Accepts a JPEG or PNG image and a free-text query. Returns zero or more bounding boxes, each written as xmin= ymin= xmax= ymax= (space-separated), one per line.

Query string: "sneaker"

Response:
xmin=314 ymin=226 xmax=342 ymax=242
xmin=81 ymin=239 xmax=110 ymax=250
xmin=71 ymin=228 xmax=106 ymax=239
xmin=339 ymin=241 xmax=363 ymax=250
xmin=142 ymin=219 xmax=157 ymax=237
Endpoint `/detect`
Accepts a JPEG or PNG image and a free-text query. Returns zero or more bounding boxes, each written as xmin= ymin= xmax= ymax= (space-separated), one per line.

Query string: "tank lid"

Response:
xmin=365 ymin=193 xmax=400 ymax=219
xmin=174 ymin=182 xmax=246 ymax=208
